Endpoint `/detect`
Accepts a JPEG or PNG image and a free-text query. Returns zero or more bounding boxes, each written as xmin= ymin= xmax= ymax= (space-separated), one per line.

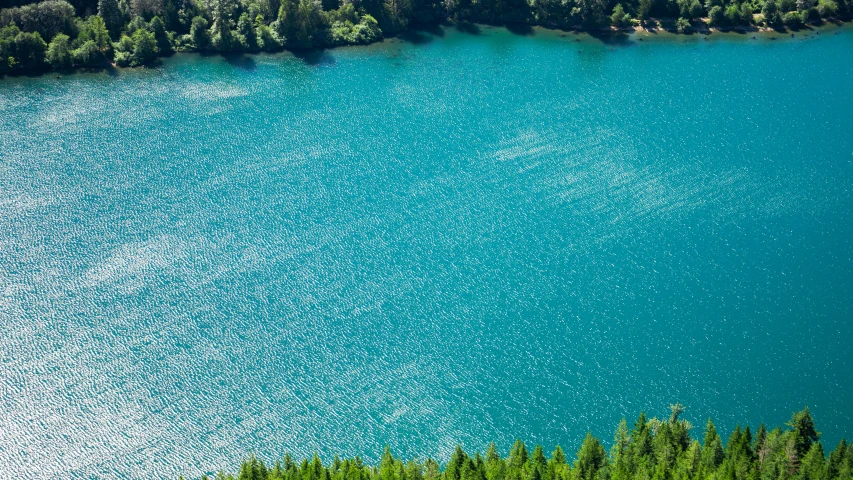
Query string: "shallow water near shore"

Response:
xmin=1 ymin=24 xmax=853 ymax=479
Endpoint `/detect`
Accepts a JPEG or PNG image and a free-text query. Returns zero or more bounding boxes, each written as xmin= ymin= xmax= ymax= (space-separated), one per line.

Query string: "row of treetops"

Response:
xmin=1 ymin=0 xmax=851 ymax=75
xmin=187 ymin=406 xmax=852 ymax=480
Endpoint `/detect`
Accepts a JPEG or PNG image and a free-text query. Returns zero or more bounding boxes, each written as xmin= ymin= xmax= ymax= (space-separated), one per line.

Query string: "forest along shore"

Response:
xmin=1 ymin=0 xmax=851 ymax=76
xmin=186 ymin=407 xmax=851 ymax=480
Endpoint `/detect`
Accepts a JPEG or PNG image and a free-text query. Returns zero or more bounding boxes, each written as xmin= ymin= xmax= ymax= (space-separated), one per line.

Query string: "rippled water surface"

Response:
xmin=2 ymin=25 xmax=853 ymax=479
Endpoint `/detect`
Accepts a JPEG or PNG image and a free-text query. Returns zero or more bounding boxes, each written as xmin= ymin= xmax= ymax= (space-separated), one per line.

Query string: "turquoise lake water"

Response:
xmin=1 ymin=24 xmax=853 ymax=479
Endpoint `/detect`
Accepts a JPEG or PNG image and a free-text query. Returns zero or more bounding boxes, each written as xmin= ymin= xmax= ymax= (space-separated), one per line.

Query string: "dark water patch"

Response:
xmin=587 ymin=30 xmax=634 ymax=46
xmin=293 ymin=49 xmax=337 ymax=66
xmin=410 ymin=22 xmax=447 ymax=37
xmin=223 ymin=53 xmax=258 ymax=70
xmin=397 ymin=29 xmax=436 ymax=44
xmin=506 ymin=22 xmax=535 ymax=36
xmin=455 ymin=21 xmax=482 ymax=35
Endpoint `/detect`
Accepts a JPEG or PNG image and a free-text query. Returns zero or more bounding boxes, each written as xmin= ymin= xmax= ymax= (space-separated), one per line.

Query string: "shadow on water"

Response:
xmin=714 ymin=25 xmax=755 ymax=35
xmin=411 ymin=22 xmax=447 ymax=37
xmin=19 ymin=70 xmax=54 ymax=78
xmin=223 ymin=54 xmax=258 ymax=70
xmin=293 ymin=49 xmax=336 ymax=66
xmin=3 ymin=62 xmax=134 ymax=80
xmin=506 ymin=22 xmax=535 ymax=36
xmin=397 ymin=29 xmax=436 ymax=44
xmin=455 ymin=21 xmax=482 ymax=35
xmin=785 ymin=23 xmax=814 ymax=33
xmin=587 ymin=30 xmax=633 ymax=46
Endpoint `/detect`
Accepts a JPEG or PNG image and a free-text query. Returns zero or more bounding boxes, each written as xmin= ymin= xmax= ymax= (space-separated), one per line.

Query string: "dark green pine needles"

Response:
xmin=189 ymin=406 xmax=853 ymax=480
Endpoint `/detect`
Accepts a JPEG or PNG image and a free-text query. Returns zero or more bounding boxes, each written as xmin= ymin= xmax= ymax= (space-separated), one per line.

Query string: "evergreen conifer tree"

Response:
xmin=611 ymin=418 xmax=631 ymax=477
xmin=788 ymin=409 xmax=821 ymax=460
xmin=407 ymin=460 xmax=425 ymax=480
xmin=702 ymin=419 xmax=725 ymax=473
xmin=574 ymin=433 xmax=608 ymax=480
xmin=425 ymin=459 xmax=441 ymax=480
xmin=827 ymin=440 xmax=848 ymax=480
xmin=630 ymin=412 xmax=654 ymax=470
xmin=798 ymin=443 xmax=826 ymax=480
xmin=509 ymin=440 xmax=529 ymax=473
xmin=380 ymin=446 xmax=397 ymax=480
xmin=99 ymin=0 xmax=124 ymax=36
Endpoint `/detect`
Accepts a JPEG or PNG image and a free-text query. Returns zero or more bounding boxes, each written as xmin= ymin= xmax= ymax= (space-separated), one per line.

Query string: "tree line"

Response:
xmin=1 ymin=0 xmax=851 ymax=75
xmin=186 ymin=406 xmax=852 ymax=480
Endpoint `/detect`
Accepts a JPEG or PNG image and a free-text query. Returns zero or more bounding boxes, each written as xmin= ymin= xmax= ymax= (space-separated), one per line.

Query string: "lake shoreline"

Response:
xmin=3 ymin=19 xmax=853 ymax=478
xmin=2 ymin=17 xmax=851 ymax=80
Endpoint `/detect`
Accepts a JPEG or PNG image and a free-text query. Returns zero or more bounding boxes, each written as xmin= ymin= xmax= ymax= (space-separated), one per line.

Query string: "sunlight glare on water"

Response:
xmin=1 ymin=24 xmax=852 ymax=479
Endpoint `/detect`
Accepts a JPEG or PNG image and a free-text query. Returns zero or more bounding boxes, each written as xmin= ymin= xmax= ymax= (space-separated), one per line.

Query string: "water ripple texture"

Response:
xmin=1 ymin=25 xmax=853 ymax=480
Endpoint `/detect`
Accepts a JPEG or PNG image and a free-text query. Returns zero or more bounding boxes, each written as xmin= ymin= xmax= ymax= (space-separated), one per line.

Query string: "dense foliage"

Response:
xmin=189 ymin=406 xmax=852 ymax=480
xmin=1 ymin=0 xmax=851 ymax=76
